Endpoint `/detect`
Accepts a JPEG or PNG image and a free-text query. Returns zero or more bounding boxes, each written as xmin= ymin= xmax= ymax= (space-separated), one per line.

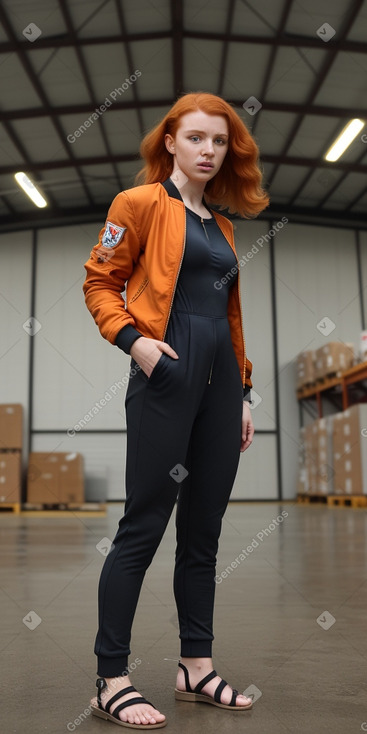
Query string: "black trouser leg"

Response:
xmin=173 ymin=377 xmax=242 ymax=659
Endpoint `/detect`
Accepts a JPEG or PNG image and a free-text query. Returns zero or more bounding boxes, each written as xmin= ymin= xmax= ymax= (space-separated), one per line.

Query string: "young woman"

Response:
xmin=83 ymin=92 xmax=269 ymax=729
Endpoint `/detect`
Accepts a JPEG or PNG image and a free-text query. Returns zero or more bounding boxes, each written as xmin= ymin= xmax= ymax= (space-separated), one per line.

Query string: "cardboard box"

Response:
xmin=314 ymin=342 xmax=354 ymax=380
xmin=299 ymin=417 xmax=334 ymax=494
xmin=296 ymin=351 xmax=315 ymax=389
xmin=0 ymin=451 xmax=22 ymax=503
xmin=301 ymin=423 xmax=317 ymax=493
xmin=27 ymin=452 xmax=84 ymax=504
xmin=332 ymin=405 xmax=367 ymax=494
xmin=0 ymin=404 xmax=23 ymax=450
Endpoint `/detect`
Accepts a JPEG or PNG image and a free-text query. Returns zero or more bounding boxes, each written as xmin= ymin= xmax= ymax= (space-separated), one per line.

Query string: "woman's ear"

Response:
xmin=164 ymin=133 xmax=175 ymax=154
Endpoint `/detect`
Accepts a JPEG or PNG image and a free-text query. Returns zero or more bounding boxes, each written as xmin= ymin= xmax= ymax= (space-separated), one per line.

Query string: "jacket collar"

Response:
xmin=161 ymin=177 xmax=210 ymax=210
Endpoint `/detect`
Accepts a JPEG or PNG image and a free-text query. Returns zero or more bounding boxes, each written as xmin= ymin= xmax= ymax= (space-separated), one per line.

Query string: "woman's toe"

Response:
xmin=237 ymin=693 xmax=252 ymax=705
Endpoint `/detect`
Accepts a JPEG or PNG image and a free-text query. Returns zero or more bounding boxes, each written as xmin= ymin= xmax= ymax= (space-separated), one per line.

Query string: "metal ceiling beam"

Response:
xmin=1 ymin=201 xmax=366 ymax=234
xmin=1 ymin=119 xmax=59 ymax=210
xmin=1 ymin=31 xmax=366 ymax=54
xmin=252 ymin=0 xmax=294 ymax=136
xmin=4 ymin=99 xmax=366 ymax=122
xmin=287 ymin=119 xmax=346 ymax=206
xmin=58 ymin=0 xmax=123 ymax=192
xmin=0 ymin=195 xmax=16 ymax=215
xmin=0 ymin=153 xmax=366 ymax=176
xmin=267 ymin=0 xmax=365 ymax=188
xmin=0 ymin=2 xmax=94 ymax=207
xmin=317 ymin=146 xmax=367 ymax=209
xmin=345 ymin=184 xmax=367 ymax=211
xmin=263 ymin=154 xmax=367 ymax=173
xmin=217 ymin=0 xmax=236 ymax=96
xmin=171 ymin=0 xmax=184 ymax=98
xmin=114 ymin=0 xmax=145 ymax=139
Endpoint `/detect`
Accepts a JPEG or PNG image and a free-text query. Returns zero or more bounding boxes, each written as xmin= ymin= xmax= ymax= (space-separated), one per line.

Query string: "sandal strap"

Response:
xmin=178 ymin=661 xmax=192 ymax=692
xmin=214 ymin=678 xmax=228 ymax=703
xmin=96 ymin=677 xmax=108 ymax=709
xmin=194 ymin=669 xmax=218 ymax=693
xmin=104 ymin=686 xmax=137 ymax=713
xmin=112 ymin=696 xmax=153 ymax=720
xmin=230 ymin=688 xmax=239 ymax=706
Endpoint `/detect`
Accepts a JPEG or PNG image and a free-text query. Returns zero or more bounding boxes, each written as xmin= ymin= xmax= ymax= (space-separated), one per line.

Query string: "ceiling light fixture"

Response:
xmin=324 ymin=119 xmax=365 ymax=162
xmin=14 ymin=172 xmax=47 ymax=208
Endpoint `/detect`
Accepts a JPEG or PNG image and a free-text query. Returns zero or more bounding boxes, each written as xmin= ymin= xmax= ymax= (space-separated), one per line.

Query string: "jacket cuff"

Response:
xmin=115 ymin=325 xmax=143 ymax=354
xmin=243 ymin=385 xmax=252 ymax=402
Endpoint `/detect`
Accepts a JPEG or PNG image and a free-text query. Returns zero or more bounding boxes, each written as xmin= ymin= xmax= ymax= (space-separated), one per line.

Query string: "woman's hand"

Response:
xmin=130 ymin=337 xmax=179 ymax=378
xmin=240 ymin=401 xmax=254 ymax=452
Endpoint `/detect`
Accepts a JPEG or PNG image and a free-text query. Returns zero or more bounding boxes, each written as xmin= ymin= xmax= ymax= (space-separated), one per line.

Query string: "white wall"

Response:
xmin=0 ymin=231 xmax=33 ymax=483
xmin=0 ymin=221 xmax=366 ymax=500
xmin=231 ymin=219 xmax=277 ymax=498
xmin=274 ymin=223 xmax=361 ymax=499
xmin=361 ymin=232 xmax=367 ymax=329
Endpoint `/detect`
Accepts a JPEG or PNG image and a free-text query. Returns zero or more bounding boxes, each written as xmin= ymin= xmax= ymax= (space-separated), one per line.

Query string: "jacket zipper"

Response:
xmin=162 ymin=214 xmax=186 ymax=340
xmin=237 ymin=269 xmax=247 ymax=388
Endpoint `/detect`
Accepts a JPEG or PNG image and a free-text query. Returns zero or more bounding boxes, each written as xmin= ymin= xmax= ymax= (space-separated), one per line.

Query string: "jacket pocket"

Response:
xmin=129 ymin=277 xmax=149 ymax=303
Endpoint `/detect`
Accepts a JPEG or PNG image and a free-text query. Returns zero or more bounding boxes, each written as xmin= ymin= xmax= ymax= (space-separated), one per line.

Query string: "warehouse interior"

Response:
xmin=1 ymin=1 xmax=367 ymax=732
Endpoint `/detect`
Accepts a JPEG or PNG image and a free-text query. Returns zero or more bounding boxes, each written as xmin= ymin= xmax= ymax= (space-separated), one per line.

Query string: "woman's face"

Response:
xmin=165 ymin=110 xmax=229 ymax=185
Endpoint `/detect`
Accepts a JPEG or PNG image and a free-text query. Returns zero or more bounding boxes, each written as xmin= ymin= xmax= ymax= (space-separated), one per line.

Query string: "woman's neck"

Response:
xmin=169 ymin=173 xmax=208 ymax=214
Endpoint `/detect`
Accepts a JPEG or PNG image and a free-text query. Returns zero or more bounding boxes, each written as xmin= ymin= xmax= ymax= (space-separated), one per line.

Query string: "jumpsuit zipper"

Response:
xmin=200 ymin=217 xmax=209 ymax=240
xmin=208 ymin=356 xmax=214 ymax=384
xmin=162 ymin=207 xmax=246 ymax=391
xmin=162 ymin=214 xmax=187 ymax=341
xmin=202 ymin=215 xmax=214 ymax=383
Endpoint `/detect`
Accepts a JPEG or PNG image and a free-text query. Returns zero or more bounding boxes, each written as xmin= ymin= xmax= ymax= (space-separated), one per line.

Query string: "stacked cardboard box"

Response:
xmin=314 ymin=342 xmax=354 ymax=380
xmin=27 ymin=452 xmax=84 ymax=504
xmin=0 ymin=404 xmax=23 ymax=505
xmin=297 ymin=427 xmax=307 ymax=493
xmin=298 ymin=417 xmax=334 ymax=494
xmin=332 ymin=405 xmax=367 ymax=494
xmin=296 ymin=350 xmax=315 ymax=389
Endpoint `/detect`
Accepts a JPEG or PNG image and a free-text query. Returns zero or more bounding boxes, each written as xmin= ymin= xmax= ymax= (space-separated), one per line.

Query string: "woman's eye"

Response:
xmin=190 ymin=136 xmax=200 ymax=142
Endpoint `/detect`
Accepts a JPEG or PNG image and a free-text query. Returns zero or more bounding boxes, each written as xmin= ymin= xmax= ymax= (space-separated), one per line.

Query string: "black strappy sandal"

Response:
xmin=91 ymin=677 xmax=167 ymax=729
xmin=174 ymin=661 xmax=252 ymax=710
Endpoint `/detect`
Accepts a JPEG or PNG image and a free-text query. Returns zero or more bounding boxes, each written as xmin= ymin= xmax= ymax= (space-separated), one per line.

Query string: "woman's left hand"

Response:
xmin=240 ymin=401 xmax=254 ymax=452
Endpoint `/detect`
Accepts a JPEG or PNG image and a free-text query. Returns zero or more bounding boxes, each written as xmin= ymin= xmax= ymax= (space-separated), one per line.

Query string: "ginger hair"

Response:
xmin=134 ymin=91 xmax=269 ymax=218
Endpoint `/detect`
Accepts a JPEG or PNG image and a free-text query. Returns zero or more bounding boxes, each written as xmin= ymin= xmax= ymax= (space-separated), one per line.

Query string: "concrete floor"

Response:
xmin=1 ymin=500 xmax=366 ymax=734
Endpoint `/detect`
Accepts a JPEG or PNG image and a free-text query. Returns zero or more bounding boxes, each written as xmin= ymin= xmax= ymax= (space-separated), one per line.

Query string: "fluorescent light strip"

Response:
xmin=14 ymin=172 xmax=47 ymax=208
xmin=325 ymin=119 xmax=365 ymax=162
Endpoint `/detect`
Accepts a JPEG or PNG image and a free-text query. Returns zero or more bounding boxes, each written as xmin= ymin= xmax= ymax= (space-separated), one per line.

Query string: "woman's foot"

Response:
xmin=176 ymin=657 xmax=252 ymax=707
xmin=90 ymin=674 xmax=166 ymax=726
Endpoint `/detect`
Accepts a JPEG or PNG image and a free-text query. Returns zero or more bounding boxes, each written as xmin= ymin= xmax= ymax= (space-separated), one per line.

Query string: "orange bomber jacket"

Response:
xmin=82 ymin=177 xmax=253 ymax=393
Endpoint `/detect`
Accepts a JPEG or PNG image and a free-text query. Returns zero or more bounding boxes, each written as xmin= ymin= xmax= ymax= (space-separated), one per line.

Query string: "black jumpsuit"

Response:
xmin=95 ymin=184 xmax=245 ymax=677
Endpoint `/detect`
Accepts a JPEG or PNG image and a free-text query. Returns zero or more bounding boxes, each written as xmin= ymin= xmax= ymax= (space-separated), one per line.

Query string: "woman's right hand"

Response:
xmin=130 ymin=337 xmax=179 ymax=378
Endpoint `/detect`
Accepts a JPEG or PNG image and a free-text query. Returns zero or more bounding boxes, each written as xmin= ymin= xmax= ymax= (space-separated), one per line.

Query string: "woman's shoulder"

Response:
xmin=120 ymin=181 xmax=165 ymax=206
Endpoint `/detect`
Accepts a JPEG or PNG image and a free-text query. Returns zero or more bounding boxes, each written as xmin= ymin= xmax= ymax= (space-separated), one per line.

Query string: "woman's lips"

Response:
xmin=197 ymin=163 xmax=214 ymax=169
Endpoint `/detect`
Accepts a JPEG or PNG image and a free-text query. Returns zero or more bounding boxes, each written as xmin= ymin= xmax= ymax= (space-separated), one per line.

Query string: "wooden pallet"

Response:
xmin=297 ymin=493 xmax=328 ymax=504
xmin=22 ymin=502 xmax=107 ymax=513
xmin=315 ymin=371 xmax=342 ymax=385
xmin=327 ymin=495 xmax=367 ymax=508
xmin=297 ymin=381 xmax=316 ymax=391
xmin=0 ymin=503 xmax=21 ymax=514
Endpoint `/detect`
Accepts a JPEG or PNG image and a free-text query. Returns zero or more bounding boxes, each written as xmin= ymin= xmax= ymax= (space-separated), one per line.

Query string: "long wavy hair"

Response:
xmin=134 ymin=92 xmax=269 ymax=218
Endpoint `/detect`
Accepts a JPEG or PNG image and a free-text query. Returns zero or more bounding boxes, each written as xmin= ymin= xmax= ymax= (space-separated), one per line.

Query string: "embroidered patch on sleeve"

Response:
xmin=101 ymin=221 xmax=127 ymax=248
